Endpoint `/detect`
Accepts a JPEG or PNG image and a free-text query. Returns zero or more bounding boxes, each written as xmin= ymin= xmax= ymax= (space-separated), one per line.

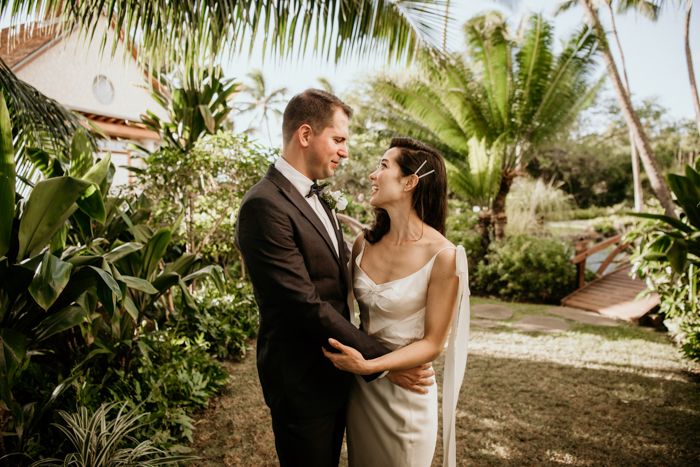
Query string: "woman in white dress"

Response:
xmin=322 ymin=137 xmax=471 ymax=467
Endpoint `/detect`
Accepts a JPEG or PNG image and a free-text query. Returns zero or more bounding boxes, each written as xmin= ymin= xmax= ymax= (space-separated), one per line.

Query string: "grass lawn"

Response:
xmin=189 ymin=297 xmax=700 ymax=466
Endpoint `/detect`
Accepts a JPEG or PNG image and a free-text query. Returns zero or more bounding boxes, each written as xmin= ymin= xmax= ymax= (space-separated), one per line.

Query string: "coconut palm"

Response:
xmin=1 ymin=1 xmax=448 ymax=74
xmin=685 ymin=0 xmax=700 ymax=135
xmin=367 ymin=13 xmax=602 ymax=241
xmin=237 ymin=69 xmax=287 ymax=145
xmin=569 ymin=0 xmax=676 ymax=217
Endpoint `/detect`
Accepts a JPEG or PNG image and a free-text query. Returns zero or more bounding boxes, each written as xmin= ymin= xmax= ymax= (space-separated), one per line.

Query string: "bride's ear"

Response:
xmin=403 ymin=174 xmax=419 ymax=192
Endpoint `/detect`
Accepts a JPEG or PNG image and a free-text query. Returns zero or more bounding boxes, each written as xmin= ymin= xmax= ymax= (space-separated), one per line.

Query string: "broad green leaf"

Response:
xmin=32 ymin=306 xmax=86 ymax=344
xmin=629 ymin=212 xmax=693 ymax=234
xmin=28 ymin=252 xmax=73 ymax=311
xmin=71 ymin=209 xmax=93 ymax=240
xmin=0 ymin=329 xmax=27 ymax=382
xmin=25 ymin=147 xmax=64 ymax=178
xmin=74 ymin=152 xmax=112 ymax=223
xmin=123 ymin=296 xmax=139 ymax=321
xmin=75 ymin=183 xmax=106 ymax=224
xmin=667 ymin=239 xmax=688 ymax=274
xmin=82 ymin=151 xmax=111 ymax=185
xmin=17 ymin=176 xmax=93 ymax=259
xmin=151 ymin=271 xmax=180 ymax=292
xmin=179 ymin=277 xmax=198 ymax=311
xmin=183 ymin=265 xmax=226 ymax=295
xmin=98 ymin=159 xmax=116 ymax=199
xmin=198 ymin=104 xmax=216 ymax=134
xmin=68 ymin=129 xmax=92 ymax=178
xmin=103 ymin=242 xmax=144 ymax=263
xmin=49 ymin=224 xmax=67 ymax=255
xmin=641 ymin=252 xmax=667 ymax=261
xmin=163 ymin=253 xmax=196 ymax=276
xmin=668 ymin=174 xmax=700 ymax=229
xmin=0 ymin=91 xmax=14 ymax=257
xmin=171 ymin=209 xmax=185 ymax=235
xmin=121 ymin=275 xmax=158 ymax=294
xmin=116 ymin=206 xmax=143 ymax=243
xmin=89 ymin=265 xmax=121 ymax=298
xmin=142 ymin=228 xmax=171 ymax=281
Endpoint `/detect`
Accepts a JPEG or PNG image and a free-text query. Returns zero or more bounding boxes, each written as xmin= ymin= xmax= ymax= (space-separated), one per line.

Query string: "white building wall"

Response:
xmin=16 ymin=17 xmax=168 ymax=122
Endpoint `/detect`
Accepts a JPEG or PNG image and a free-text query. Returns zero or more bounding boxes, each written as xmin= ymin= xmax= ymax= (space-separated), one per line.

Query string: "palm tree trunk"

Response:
xmin=491 ymin=169 xmax=516 ymax=241
xmin=579 ymin=0 xmax=676 ymax=218
xmin=686 ymin=1 xmax=700 ymax=135
xmin=607 ymin=2 xmax=643 ymax=212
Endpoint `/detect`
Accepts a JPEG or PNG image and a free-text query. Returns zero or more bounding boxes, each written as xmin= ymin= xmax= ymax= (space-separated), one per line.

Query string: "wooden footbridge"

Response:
xmin=561 ymin=234 xmax=659 ymax=323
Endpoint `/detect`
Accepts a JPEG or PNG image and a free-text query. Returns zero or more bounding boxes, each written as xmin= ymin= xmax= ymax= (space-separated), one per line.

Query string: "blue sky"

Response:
xmin=225 ymin=0 xmax=700 ymax=144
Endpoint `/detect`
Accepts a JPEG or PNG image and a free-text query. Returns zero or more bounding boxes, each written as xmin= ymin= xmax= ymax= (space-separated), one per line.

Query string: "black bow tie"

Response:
xmin=306 ymin=182 xmax=328 ymax=199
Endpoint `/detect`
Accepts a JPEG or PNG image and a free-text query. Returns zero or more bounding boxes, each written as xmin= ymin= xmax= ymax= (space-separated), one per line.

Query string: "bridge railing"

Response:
xmin=572 ymin=233 xmax=631 ymax=289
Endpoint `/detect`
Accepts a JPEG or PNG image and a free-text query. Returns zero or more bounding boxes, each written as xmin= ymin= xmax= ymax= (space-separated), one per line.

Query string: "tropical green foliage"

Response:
xmin=187 ymin=281 xmax=259 ymax=359
xmin=27 ymin=403 xmax=197 ymax=467
xmin=364 ymin=12 xmax=602 ymax=239
xmin=473 ymin=234 xmax=577 ymax=302
xmin=531 ymin=97 xmax=699 ymax=208
xmin=1 ymin=1 xmax=448 ymax=76
xmin=628 ymin=163 xmax=700 ymax=361
xmin=135 ymin=131 xmax=273 ymax=260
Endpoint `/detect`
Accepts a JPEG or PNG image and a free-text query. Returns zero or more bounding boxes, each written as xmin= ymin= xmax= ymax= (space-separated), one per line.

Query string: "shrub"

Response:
xmin=505 ymin=178 xmax=575 ymax=235
xmin=446 ymin=209 xmax=486 ymax=272
xmin=183 ymin=280 xmax=259 ymax=359
xmin=28 ymin=403 xmax=196 ymax=467
xmin=473 ymin=234 xmax=576 ymax=302
xmin=627 ymin=163 xmax=700 ymax=362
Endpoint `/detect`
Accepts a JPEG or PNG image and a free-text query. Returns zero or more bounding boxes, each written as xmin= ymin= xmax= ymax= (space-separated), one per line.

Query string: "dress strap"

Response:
xmin=442 ymin=245 xmax=470 ymax=467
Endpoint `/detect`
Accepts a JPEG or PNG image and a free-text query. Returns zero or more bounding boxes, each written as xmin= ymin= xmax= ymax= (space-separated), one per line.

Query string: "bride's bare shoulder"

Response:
xmin=422 ymin=225 xmax=455 ymax=253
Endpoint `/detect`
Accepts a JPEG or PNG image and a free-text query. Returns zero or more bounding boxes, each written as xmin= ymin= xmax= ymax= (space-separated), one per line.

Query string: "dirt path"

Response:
xmin=190 ymin=298 xmax=700 ymax=466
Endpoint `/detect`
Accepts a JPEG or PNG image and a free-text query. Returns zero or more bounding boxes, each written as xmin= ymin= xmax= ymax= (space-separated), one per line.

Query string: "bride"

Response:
xmin=323 ymin=137 xmax=471 ymax=467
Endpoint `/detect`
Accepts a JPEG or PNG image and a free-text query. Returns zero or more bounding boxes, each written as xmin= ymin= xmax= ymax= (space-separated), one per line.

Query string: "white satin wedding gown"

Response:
xmin=346 ymin=239 xmax=471 ymax=467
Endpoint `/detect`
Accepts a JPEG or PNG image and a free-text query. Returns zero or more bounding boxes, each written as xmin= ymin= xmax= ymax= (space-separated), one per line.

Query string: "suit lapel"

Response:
xmin=265 ymin=165 xmax=341 ymax=267
xmin=319 ymin=198 xmax=348 ymax=285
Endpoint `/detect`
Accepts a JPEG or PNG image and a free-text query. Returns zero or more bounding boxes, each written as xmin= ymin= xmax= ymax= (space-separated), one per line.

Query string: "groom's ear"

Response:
xmin=298 ymin=124 xmax=313 ymax=148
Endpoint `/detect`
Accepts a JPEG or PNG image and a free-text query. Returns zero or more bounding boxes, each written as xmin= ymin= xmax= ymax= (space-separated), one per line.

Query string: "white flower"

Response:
xmin=336 ymin=196 xmax=348 ymax=211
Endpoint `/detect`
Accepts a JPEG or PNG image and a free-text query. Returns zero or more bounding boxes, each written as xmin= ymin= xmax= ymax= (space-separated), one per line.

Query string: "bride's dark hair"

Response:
xmin=364 ymin=137 xmax=448 ymax=244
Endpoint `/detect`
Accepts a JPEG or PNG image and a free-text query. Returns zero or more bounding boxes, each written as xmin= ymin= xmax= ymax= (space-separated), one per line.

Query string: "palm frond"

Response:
xmin=528 ymin=25 xmax=599 ymax=141
xmin=514 ymin=14 xmax=554 ymax=129
xmin=616 ymin=0 xmax=661 ymax=20
xmin=4 ymin=0 xmax=450 ymax=76
xmin=463 ymin=12 xmax=511 ymax=131
xmin=0 ymin=57 xmax=96 ymax=195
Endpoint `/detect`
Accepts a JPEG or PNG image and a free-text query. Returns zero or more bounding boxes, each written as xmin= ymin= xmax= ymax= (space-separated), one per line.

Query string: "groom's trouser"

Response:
xmin=271 ymin=406 xmax=346 ymax=467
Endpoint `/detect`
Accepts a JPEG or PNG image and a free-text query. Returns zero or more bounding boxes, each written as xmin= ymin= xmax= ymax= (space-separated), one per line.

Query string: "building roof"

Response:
xmin=0 ymin=23 xmax=58 ymax=69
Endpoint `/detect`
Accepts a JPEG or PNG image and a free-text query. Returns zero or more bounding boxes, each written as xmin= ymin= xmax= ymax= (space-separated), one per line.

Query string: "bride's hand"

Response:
xmin=322 ymin=338 xmax=374 ymax=375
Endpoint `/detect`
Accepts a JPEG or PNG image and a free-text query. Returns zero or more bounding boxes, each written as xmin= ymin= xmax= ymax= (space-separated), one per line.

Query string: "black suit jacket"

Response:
xmin=235 ymin=165 xmax=390 ymax=419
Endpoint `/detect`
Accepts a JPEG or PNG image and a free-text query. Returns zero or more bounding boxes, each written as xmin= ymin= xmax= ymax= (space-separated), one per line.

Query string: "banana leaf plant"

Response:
xmin=630 ymin=164 xmax=700 ymax=274
xmin=0 ymin=92 xmax=120 ymax=447
xmin=627 ymin=163 xmax=700 ymax=361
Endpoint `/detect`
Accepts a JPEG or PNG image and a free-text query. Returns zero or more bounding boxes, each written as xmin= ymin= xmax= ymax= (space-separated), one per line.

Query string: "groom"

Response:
xmin=235 ymin=89 xmax=434 ymax=467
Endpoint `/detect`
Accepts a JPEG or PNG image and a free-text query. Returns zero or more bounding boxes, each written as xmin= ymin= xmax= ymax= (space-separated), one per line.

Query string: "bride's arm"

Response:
xmin=323 ymin=248 xmax=459 ymax=375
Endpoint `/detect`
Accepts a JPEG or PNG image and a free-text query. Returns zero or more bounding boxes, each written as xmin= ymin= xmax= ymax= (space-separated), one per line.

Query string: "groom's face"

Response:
xmin=305 ymin=108 xmax=349 ymax=180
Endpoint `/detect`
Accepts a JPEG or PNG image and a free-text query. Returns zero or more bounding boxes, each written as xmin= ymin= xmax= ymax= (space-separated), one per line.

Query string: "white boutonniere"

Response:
xmin=322 ymin=190 xmax=348 ymax=230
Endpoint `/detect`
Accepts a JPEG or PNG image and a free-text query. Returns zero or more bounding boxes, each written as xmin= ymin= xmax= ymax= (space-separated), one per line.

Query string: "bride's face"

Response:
xmin=369 ymin=148 xmax=408 ymax=207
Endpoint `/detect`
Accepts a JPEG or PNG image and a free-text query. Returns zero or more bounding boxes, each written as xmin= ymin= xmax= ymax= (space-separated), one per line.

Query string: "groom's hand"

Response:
xmin=386 ymin=364 xmax=435 ymax=394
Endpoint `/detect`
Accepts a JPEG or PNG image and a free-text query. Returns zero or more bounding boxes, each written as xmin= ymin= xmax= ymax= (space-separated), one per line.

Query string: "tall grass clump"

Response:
xmin=505 ymin=178 xmax=575 ymax=235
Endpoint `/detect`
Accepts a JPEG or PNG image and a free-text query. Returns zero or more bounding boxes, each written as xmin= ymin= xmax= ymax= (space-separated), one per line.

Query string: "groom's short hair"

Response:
xmin=282 ymin=89 xmax=353 ymax=145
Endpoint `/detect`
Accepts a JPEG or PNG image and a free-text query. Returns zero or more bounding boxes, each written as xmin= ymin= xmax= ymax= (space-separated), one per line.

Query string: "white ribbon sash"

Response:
xmin=442 ymin=245 xmax=470 ymax=467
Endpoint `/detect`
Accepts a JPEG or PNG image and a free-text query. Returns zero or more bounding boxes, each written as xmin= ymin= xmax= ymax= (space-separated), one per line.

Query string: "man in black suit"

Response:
xmin=235 ymin=89 xmax=434 ymax=467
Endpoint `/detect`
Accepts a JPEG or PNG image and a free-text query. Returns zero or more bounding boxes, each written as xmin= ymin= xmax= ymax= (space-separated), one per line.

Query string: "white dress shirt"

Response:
xmin=275 ymin=156 xmax=339 ymax=256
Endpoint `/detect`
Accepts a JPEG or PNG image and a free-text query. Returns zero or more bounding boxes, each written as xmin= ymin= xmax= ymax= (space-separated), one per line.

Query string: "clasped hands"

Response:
xmin=322 ymin=338 xmax=435 ymax=395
